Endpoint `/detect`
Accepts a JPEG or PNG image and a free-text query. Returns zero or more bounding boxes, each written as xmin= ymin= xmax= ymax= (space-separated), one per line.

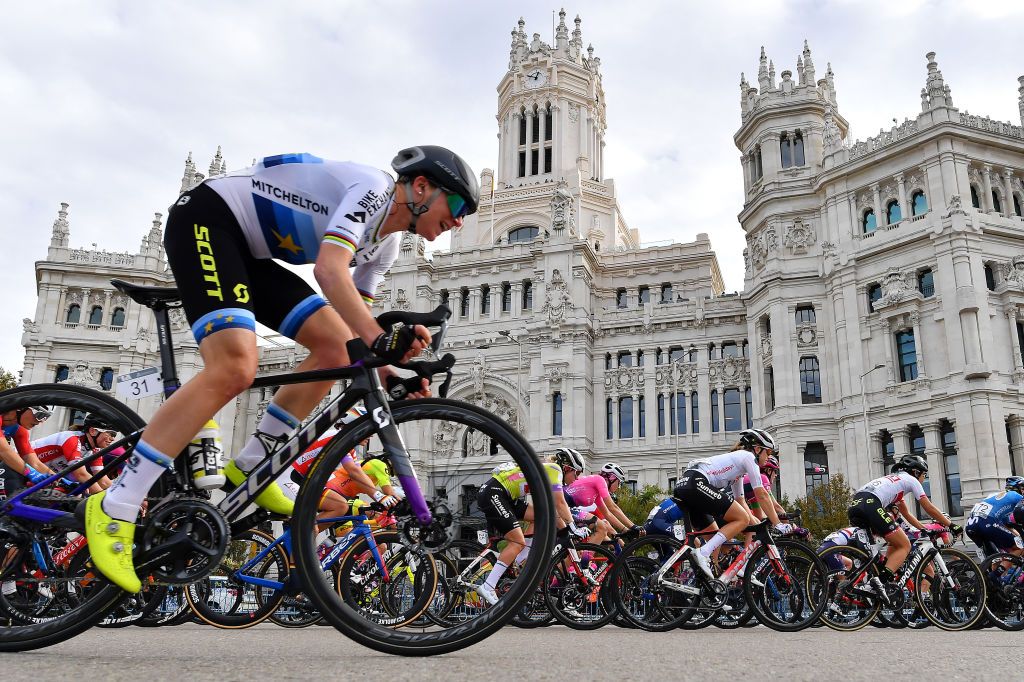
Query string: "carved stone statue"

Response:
xmin=1003 ymin=255 xmax=1024 ymax=288
xmin=876 ymin=268 xmax=914 ymax=307
xmin=541 ymin=269 xmax=573 ymax=324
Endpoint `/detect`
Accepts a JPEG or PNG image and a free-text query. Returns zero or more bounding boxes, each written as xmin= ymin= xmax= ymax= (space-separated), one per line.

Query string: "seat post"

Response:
xmin=152 ymin=303 xmax=181 ymax=397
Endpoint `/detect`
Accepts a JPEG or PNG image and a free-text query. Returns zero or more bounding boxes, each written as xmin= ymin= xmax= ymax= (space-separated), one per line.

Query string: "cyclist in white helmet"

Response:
xmin=564 ymin=461 xmax=642 ymax=544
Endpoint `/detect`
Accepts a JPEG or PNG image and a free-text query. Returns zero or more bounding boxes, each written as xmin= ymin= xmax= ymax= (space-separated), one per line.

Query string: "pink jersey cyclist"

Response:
xmin=565 ymin=474 xmax=611 ymax=508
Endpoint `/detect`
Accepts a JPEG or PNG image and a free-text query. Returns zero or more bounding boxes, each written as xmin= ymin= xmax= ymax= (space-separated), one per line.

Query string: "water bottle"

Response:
xmin=187 ymin=419 xmax=225 ymax=490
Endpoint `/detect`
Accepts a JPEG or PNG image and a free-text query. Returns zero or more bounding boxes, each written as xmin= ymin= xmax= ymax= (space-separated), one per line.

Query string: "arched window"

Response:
xmin=984 ymin=262 xmax=996 ymax=291
xmin=459 ymin=287 xmax=469 ymax=317
xmin=518 ymin=108 xmax=527 ymax=145
xmin=867 ymin=283 xmax=882 ymax=312
xmin=54 ymin=365 xmax=69 ymax=382
xmin=110 ymin=307 xmax=126 ymax=328
xmin=862 ymin=209 xmax=877 ymax=234
xmin=970 ymin=185 xmax=981 ymax=209
xmin=780 ymin=133 xmax=792 ymax=169
xmin=88 ymin=306 xmax=103 ymax=326
xmin=792 ymin=132 xmax=805 ymax=167
xmin=522 ymin=280 xmax=533 ymax=310
xmin=480 ymin=284 xmax=490 ymax=315
xmin=690 ymin=391 xmax=699 ymax=434
xmin=507 ymin=226 xmax=539 ymax=243
xmin=531 ymin=105 xmax=540 ymax=143
xmin=65 ymin=304 xmax=81 ymax=324
xmin=439 ymin=289 xmax=449 ymax=307
xmin=544 ymin=103 xmax=552 ymax=141
xmin=100 ymin=368 xmax=114 ymax=391
xmin=886 ymin=199 xmax=902 ymax=225
xmin=911 ymin=191 xmax=928 ymax=216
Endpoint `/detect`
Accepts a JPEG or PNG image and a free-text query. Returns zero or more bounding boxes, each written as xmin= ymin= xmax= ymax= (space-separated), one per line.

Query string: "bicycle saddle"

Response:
xmin=111 ymin=278 xmax=181 ymax=307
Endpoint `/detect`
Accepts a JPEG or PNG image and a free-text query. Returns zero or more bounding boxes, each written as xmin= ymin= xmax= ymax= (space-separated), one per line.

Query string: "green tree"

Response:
xmin=0 ymin=367 xmax=17 ymax=391
xmin=786 ymin=473 xmax=854 ymax=542
xmin=613 ymin=484 xmax=665 ymax=525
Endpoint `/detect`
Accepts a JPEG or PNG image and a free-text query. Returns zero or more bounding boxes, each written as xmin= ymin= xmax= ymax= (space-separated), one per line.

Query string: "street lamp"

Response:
xmin=861 ymin=363 xmax=887 ymax=478
xmin=498 ymin=330 xmax=524 ymax=404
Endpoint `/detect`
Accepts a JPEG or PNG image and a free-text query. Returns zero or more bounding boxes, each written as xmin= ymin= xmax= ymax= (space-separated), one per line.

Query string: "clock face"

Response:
xmin=524 ymin=69 xmax=547 ymax=89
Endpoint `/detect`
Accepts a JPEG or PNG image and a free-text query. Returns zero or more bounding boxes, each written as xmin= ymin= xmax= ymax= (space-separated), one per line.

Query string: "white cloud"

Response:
xmin=1 ymin=0 xmax=1022 ymax=371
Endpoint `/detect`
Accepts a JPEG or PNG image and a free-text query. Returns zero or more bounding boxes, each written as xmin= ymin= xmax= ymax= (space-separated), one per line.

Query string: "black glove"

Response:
xmin=371 ymin=324 xmax=418 ymax=364
xmin=949 ymin=522 xmax=963 ymax=535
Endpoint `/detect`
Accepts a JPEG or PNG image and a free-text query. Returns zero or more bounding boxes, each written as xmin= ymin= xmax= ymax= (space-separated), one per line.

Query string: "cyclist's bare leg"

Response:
xmin=883 ymin=527 xmax=910 ymax=573
xmin=317 ymin=490 xmax=350 ymax=533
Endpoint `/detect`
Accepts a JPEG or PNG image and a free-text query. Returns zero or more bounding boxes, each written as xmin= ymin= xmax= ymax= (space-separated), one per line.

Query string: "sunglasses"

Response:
xmin=444 ymin=190 xmax=469 ymax=220
xmin=27 ymin=408 xmax=50 ymax=422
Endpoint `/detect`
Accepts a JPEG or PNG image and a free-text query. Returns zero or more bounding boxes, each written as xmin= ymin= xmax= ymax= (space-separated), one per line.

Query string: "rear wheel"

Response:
xmin=543 ymin=543 xmax=616 ymax=630
xmin=744 ymin=539 xmax=826 ymax=632
xmin=915 ymin=547 xmax=986 ymax=631
xmin=980 ymin=553 xmax=1024 ymax=631
xmin=812 ymin=546 xmax=881 ymax=632
xmin=608 ymin=536 xmax=698 ymax=632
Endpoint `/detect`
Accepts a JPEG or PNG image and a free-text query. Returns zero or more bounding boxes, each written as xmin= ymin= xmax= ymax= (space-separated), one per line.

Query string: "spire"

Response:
xmin=50 ymin=202 xmax=70 ymax=248
xmin=1018 ymin=76 xmax=1024 ymax=126
xmin=555 ymin=8 xmax=568 ymax=52
xmin=768 ymin=60 xmax=776 ymax=90
xmin=142 ymin=212 xmax=163 ymax=255
xmin=924 ymin=51 xmax=949 ymax=108
xmin=757 ymin=46 xmax=769 ymax=91
xmin=209 ymin=146 xmax=224 ymax=178
xmin=796 ymin=55 xmax=804 ymax=86
xmin=826 ymin=62 xmax=836 ymax=105
xmin=802 ymin=40 xmax=816 ymax=84
xmin=179 ymin=151 xmax=196 ymax=194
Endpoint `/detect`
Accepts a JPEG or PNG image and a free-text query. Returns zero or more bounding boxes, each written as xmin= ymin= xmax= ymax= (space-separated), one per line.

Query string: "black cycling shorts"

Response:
xmin=0 ymin=464 xmax=24 ymax=501
xmin=848 ymin=492 xmax=899 ymax=537
xmin=477 ymin=480 xmax=521 ymax=537
xmin=674 ymin=470 xmax=733 ymax=530
xmin=164 ymin=183 xmax=328 ymax=345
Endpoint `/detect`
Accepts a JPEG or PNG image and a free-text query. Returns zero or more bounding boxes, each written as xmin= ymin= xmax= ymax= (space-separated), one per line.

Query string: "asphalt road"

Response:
xmin=2 ymin=622 xmax=1021 ymax=681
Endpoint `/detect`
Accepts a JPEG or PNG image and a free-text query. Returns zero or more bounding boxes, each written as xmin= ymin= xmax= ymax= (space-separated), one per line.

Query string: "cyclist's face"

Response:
xmin=562 ymin=467 xmax=579 ymax=485
xmin=410 ymin=177 xmax=465 ymax=242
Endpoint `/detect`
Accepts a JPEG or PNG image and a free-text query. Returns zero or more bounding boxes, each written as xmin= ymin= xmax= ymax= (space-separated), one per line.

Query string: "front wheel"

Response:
xmin=543 ymin=542 xmax=617 ymax=630
xmin=744 ymin=539 xmax=826 ymax=632
xmin=915 ymin=547 xmax=987 ymax=631
xmin=979 ymin=553 xmax=1024 ymax=631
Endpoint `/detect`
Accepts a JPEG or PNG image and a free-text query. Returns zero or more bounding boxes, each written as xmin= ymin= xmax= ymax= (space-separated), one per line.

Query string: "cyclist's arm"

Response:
xmin=595 ymin=496 xmax=631 ymax=532
xmin=341 ymin=457 xmax=381 ymax=497
xmin=750 ymin=486 xmax=781 ymax=525
xmin=313 ymin=245 xmax=382 ymax=345
xmin=552 ymin=487 xmax=574 ymax=528
xmin=0 ymin=438 xmax=24 ymax=474
xmin=896 ymin=499 xmax=926 ymax=530
xmin=915 ymin=496 xmax=952 ymax=527
xmin=24 ymin=452 xmax=54 ymax=474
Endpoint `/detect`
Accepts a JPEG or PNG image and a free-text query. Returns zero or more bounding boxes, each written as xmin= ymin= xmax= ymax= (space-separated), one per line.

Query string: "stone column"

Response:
xmin=923 ymin=422 xmax=947 ymax=510
xmin=716 ymin=382 xmax=726 ymax=434
xmin=869 ymin=431 xmax=883 ymax=481
xmin=1008 ymin=414 xmax=1024 ymax=478
xmin=511 ymin=282 xmax=522 ymax=317
xmin=1003 ymin=169 xmax=1015 ymax=217
xmin=910 ymin=311 xmax=926 ymax=377
xmin=468 ymin=287 xmax=480 ymax=322
xmin=1009 ymin=308 xmax=1023 ymax=376
xmin=880 ymin=319 xmax=895 ymax=386
xmin=981 ymin=165 xmax=994 ymax=213
xmin=891 ymin=426 xmax=909 ymax=459
xmin=871 ymin=183 xmax=883 ymax=227
xmin=895 ymin=173 xmax=909 ymax=222
xmin=738 ymin=381 xmax=748 ymax=429
xmin=741 ymin=154 xmax=750 ymax=193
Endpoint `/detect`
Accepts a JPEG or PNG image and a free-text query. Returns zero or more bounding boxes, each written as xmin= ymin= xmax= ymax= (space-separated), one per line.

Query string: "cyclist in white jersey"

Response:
xmin=674 ymin=429 xmax=791 ymax=579
xmin=86 ymin=146 xmax=480 ymax=592
xmin=848 ymin=454 xmax=957 ymax=590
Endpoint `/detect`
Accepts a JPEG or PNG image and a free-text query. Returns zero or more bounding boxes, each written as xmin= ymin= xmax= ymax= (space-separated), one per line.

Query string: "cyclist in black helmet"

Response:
xmin=87 ymin=146 xmax=480 ymax=592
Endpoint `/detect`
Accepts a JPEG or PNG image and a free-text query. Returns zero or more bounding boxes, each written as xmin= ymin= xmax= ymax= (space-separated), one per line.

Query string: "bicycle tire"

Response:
xmin=914 ymin=546 xmax=986 ymax=631
xmin=0 ymin=384 xmax=145 ymax=651
xmin=292 ymin=398 xmax=555 ymax=656
xmin=812 ymin=545 xmax=882 ymax=632
xmin=744 ymin=538 xmax=826 ymax=632
xmin=424 ymin=540 xmax=488 ymax=627
xmin=185 ymin=529 xmax=288 ymax=629
xmin=980 ymin=553 xmax=1024 ymax=631
xmin=608 ymin=535 xmax=698 ymax=632
xmin=543 ymin=542 xmax=616 ymax=630
xmin=136 ymin=586 xmax=190 ymax=627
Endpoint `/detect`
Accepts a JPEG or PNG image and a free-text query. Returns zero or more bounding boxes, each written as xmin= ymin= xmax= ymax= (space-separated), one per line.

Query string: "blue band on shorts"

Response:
xmin=191 ymin=308 xmax=256 ymax=344
xmin=134 ymin=440 xmax=173 ymax=468
xmin=279 ymin=294 xmax=328 ymax=339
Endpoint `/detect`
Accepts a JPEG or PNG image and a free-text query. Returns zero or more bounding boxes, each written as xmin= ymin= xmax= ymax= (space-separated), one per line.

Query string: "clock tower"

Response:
xmin=453 ymin=10 xmax=635 ymax=251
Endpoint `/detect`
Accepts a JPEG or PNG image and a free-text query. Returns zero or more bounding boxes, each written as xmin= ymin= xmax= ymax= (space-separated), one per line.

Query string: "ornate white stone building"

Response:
xmin=19 ymin=13 xmax=1024 ymax=521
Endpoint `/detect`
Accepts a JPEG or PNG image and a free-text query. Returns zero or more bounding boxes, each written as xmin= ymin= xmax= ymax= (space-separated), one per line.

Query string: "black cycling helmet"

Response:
xmin=82 ymin=414 xmax=113 ymax=432
xmin=392 ymin=145 xmax=480 ymax=233
xmin=893 ymin=454 xmax=928 ymax=475
xmin=1006 ymin=476 xmax=1024 ymax=493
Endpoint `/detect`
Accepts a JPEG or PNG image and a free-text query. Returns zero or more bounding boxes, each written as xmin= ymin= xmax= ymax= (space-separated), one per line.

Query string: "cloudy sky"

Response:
xmin=2 ymin=0 xmax=1022 ymax=373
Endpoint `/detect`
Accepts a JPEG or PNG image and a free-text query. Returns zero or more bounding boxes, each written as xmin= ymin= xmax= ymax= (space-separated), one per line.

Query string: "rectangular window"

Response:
xmin=440 ymin=289 xmax=449 ymax=308
xmin=668 ymin=346 xmax=685 ymax=363
xmin=793 ymin=134 xmax=805 ymax=167
xmin=618 ymin=397 xmax=633 ymax=439
xmin=675 ymin=392 xmax=686 ymax=435
xmin=544 ymin=108 xmax=552 ymax=140
xmin=637 ymin=350 xmax=645 ymax=367
xmin=765 ymin=367 xmax=776 ymax=412
xmin=531 ymin=149 xmax=539 ymax=175
xmin=691 ymin=391 xmax=699 ymax=434
xmin=480 ymin=285 xmax=490 ymax=315
xmin=617 ymin=351 xmax=633 ymax=368
xmin=532 ymin=114 xmax=540 ymax=143
xmin=804 ymin=441 xmax=829 ymax=497
xmin=552 ymin=391 xmax=562 ymax=436
xmin=918 ymin=270 xmax=935 ymax=298
xmin=745 ymin=387 xmax=753 ymax=428
xmin=799 ymin=356 xmax=822 ymax=404
xmin=522 ymin=280 xmax=533 ymax=310
xmin=461 ymin=484 xmax=480 ymax=517
xmin=896 ymin=330 xmax=918 ymax=382
xmin=517 ymin=151 xmax=526 ymax=178
xmin=519 ymin=115 xmax=527 ymax=145
xmin=616 ymin=288 xmax=627 ymax=309
xmin=638 ymin=286 xmax=650 ymax=305
xmin=942 ymin=422 xmax=962 ymax=517
xmin=606 ymin=399 xmax=614 ymax=440
xmin=657 ymin=395 xmax=666 ymax=436
xmin=711 ymin=390 xmax=720 ymax=433
xmin=544 ymin=148 xmax=552 ymax=174
xmin=638 ymin=396 xmax=646 ymax=438
xmin=660 ymin=283 xmax=673 ymax=304
xmin=880 ymin=430 xmax=895 ymax=472
xmin=1018 ymin=323 xmax=1024 ymax=370
xmin=459 ymin=288 xmax=470 ymax=317
xmin=501 ymin=283 xmax=511 ymax=312
xmin=721 ymin=342 xmax=739 ymax=358
xmin=723 ymin=388 xmax=741 ymax=432
xmin=780 ymin=134 xmax=792 ymax=169
xmin=795 ymin=304 xmax=816 ymax=325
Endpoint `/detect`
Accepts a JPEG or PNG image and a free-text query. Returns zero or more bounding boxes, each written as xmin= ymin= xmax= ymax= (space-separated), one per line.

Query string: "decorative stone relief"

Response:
xmin=708 ymin=357 xmax=750 ymax=385
xmin=692 ymin=307 xmax=707 ymax=329
xmin=66 ymin=290 xmax=83 ymax=305
xmin=65 ymin=361 xmax=97 ymax=387
xmin=568 ymin=102 xmax=580 ymax=124
xmin=655 ymin=363 xmax=697 ymax=391
xmin=168 ymin=306 xmax=191 ymax=333
xmin=760 ymin=337 xmax=772 ymax=360
xmin=544 ymin=365 xmax=567 ymax=400
xmin=393 ymin=289 xmax=411 ymax=311
xmin=604 ymin=366 xmax=646 ymax=395
xmin=550 ymin=180 xmax=576 ymax=235
xmin=796 ymin=325 xmax=818 ymax=347
xmin=541 ymin=269 xmax=573 ymax=325
xmin=821 ymin=241 xmax=836 ymax=258
xmin=1003 ymin=255 xmax=1024 ymax=288
xmin=401 ymin=232 xmax=425 ymax=257
xmin=22 ymin=318 xmax=39 ymax=334
xmin=764 ymin=224 xmax=779 ymax=251
xmin=876 ymin=268 xmax=914 ymax=308
xmin=784 ymin=218 xmax=816 ymax=254
xmin=943 ymin=194 xmax=966 ymax=217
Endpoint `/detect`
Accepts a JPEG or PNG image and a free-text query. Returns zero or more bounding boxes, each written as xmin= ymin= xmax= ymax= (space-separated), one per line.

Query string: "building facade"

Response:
xmin=19 ymin=14 xmax=1024 ymax=520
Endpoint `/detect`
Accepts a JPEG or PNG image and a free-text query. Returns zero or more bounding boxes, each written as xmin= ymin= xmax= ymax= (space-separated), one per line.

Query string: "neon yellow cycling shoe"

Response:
xmin=224 ymin=460 xmax=294 ymax=516
xmin=83 ymin=491 xmax=141 ymax=593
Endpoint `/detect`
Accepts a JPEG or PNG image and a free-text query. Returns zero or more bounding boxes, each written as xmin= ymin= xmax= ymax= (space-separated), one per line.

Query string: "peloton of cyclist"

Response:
xmin=847 ymin=455 xmax=958 ymax=593
xmin=965 ymin=476 xmax=1024 ymax=557
xmin=672 ymin=428 xmax=790 ymax=580
xmin=741 ymin=454 xmax=787 ymax=521
xmin=564 ymin=462 xmax=641 ymax=544
xmin=86 ymin=146 xmax=479 ymax=592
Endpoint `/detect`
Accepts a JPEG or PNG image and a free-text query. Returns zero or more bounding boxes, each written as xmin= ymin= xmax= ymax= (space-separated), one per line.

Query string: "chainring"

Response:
xmin=137 ymin=498 xmax=230 ymax=585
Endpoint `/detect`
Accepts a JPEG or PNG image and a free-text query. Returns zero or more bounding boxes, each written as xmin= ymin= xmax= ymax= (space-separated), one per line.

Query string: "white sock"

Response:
xmin=484 ymin=561 xmax=509 ymax=590
xmin=699 ymin=532 xmax=727 ymax=558
xmin=233 ymin=403 xmax=301 ymax=471
xmin=1 ymin=580 xmax=15 ymax=595
xmin=102 ymin=440 xmax=172 ymax=522
xmin=513 ymin=538 xmax=533 ymax=566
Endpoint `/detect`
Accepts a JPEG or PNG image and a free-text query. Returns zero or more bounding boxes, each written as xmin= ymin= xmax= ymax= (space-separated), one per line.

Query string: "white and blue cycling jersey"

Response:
xmin=644 ymin=498 xmax=685 ymax=537
xmin=206 ymin=153 xmax=400 ymax=303
xmin=966 ymin=491 xmax=1024 ymax=552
